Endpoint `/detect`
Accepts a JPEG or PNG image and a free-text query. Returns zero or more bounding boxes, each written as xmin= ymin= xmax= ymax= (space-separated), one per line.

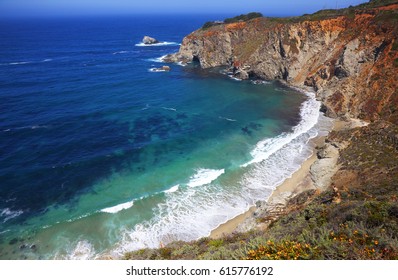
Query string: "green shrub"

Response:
xmin=246 ymin=240 xmax=318 ymax=260
xmin=202 ymin=21 xmax=222 ymax=29
xmin=208 ymin=239 xmax=224 ymax=248
xmin=224 ymin=12 xmax=263 ymax=24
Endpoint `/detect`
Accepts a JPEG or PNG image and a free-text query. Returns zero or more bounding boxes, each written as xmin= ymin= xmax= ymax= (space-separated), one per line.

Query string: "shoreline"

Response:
xmin=209 ymin=117 xmax=368 ymax=239
xmin=209 ymin=136 xmax=322 ymax=239
xmin=209 ymin=116 xmax=350 ymax=239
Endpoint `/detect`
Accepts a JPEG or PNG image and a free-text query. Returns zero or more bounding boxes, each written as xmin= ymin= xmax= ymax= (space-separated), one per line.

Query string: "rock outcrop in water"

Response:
xmin=151 ymin=65 xmax=171 ymax=72
xmin=166 ymin=1 xmax=398 ymax=124
xmin=142 ymin=36 xmax=159 ymax=45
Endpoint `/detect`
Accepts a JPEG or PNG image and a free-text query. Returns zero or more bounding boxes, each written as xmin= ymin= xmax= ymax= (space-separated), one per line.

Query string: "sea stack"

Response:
xmin=142 ymin=36 xmax=159 ymax=45
xmin=151 ymin=65 xmax=171 ymax=72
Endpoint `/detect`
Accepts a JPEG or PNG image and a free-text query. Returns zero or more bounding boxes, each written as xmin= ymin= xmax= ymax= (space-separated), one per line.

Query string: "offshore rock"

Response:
xmin=233 ymin=69 xmax=249 ymax=80
xmin=161 ymin=65 xmax=171 ymax=71
xmin=151 ymin=65 xmax=171 ymax=72
xmin=142 ymin=36 xmax=159 ymax=45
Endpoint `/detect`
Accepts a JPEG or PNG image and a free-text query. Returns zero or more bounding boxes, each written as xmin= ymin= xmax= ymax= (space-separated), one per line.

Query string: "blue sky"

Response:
xmin=0 ymin=0 xmax=369 ymax=18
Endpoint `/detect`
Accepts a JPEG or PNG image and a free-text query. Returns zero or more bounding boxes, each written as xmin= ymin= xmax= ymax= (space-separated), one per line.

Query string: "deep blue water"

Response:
xmin=0 ymin=16 xmax=209 ymax=221
xmin=0 ymin=15 xmax=329 ymax=259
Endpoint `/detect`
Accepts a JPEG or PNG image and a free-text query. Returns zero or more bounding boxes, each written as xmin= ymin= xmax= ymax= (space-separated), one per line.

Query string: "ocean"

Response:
xmin=0 ymin=15 xmax=332 ymax=259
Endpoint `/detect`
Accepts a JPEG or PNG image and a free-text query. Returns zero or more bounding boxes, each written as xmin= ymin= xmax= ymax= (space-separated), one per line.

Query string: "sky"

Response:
xmin=0 ymin=0 xmax=369 ymax=18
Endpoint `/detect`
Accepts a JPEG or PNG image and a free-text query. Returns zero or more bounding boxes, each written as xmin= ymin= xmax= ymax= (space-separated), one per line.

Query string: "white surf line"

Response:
xmin=186 ymin=168 xmax=225 ymax=188
xmin=164 ymin=184 xmax=180 ymax=194
xmin=135 ymin=42 xmax=181 ymax=47
xmin=100 ymin=200 xmax=135 ymax=214
xmin=218 ymin=116 xmax=237 ymax=122
xmin=161 ymin=107 xmax=177 ymax=111
xmin=241 ymin=92 xmax=320 ymax=168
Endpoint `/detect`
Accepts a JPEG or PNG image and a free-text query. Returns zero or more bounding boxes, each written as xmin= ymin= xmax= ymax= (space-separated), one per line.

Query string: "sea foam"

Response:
xmin=106 ymin=92 xmax=333 ymax=257
xmin=241 ymin=92 xmax=320 ymax=167
xmin=149 ymin=68 xmax=169 ymax=72
xmin=164 ymin=185 xmax=180 ymax=194
xmin=219 ymin=116 xmax=237 ymax=122
xmin=100 ymin=200 xmax=135 ymax=214
xmin=135 ymin=42 xmax=180 ymax=47
xmin=0 ymin=208 xmax=23 ymax=223
xmin=64 ymin=240 xmax=96 ymax=260
xmin=187 ymin=168 xmax=225 ymax=188
xmin=112 ymin=180 xmax=251 ymax=256
xmin=147 ymin=55 xmax=168 ymax=63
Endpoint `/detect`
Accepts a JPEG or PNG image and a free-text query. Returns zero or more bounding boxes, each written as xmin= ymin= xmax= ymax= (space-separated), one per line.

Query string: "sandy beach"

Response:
xmin=209 ymin=119 xmax=348 ymax=239
xmin=210 ymin=149 xmax=319 ymax=239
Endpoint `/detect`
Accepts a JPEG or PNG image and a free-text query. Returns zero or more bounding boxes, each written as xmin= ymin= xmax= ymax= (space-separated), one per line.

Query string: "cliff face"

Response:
xmin=168 ymin=3 xmax=398 ymax=124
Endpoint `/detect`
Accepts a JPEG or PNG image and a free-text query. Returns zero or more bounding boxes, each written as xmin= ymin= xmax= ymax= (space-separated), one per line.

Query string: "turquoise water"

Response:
xmin=0 ymin=16 xmax=331 ymax=259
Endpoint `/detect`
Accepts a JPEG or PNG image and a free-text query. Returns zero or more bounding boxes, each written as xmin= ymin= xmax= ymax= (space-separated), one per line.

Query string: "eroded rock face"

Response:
xmin=168 ymin=4 xmax=398 ymax=124
xmin=310 ymin=143 xmax=340 ymax=191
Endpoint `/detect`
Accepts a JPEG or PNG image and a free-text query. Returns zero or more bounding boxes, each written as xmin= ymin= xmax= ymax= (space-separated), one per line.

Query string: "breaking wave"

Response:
xmin=186 ymin=168 xmax=225 ymax=188
xmin=135 ymin=42 xmax=180 ymax=47
xmin=103 ymin=91 xmax=333 ymax=258
xmin=164 ymin=185 xmax=179 ymax=194
xmin=147 ymin=55 xmax=168 ymax=63
xmin=100 ymin=200 xmax=135 ymax=214
xmin=241 ymin=92 xmax=320 ymax=167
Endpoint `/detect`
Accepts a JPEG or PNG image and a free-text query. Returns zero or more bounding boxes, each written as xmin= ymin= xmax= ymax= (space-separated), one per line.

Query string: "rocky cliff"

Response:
xmin=166 ymin=1 xmax=398 ymax=124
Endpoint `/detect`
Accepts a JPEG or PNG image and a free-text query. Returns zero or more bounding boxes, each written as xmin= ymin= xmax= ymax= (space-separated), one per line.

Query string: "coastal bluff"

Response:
xmin=165 ymin=1 xmax=398 ymax=124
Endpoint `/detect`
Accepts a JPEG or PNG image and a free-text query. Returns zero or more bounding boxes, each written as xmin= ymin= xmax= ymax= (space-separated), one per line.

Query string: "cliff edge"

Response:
xmin=167 ymin=1 xmax=398 ymax=124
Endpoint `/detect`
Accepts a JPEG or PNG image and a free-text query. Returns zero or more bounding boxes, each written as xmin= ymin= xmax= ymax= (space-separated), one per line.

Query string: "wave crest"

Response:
xmin=100 ymin=200 xmax=135 ymax=214
xmin=164 ymin=185 xmax=179 ymax=194
xmin=1 ymin=208 xmax=23 ymax=223
xmin=187 ymin=168 xmax=225 ymax=188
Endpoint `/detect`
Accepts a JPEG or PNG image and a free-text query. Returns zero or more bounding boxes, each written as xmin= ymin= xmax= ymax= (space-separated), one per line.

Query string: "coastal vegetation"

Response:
xmin=202 ymin=12 xmax=263 ymax=29
xmin=256 ymin=0 xmax=397 ymax=24
xmin=223 ymin=12 xmax=263 ymax=23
